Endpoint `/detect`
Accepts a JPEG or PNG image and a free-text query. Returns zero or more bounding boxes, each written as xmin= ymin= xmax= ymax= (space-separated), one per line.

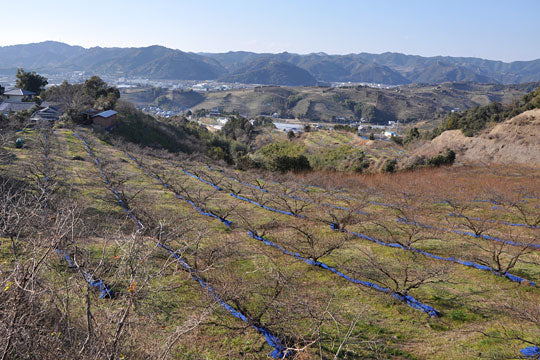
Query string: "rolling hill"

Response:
xmin=219 ymin=59 xmax=318 ymax=86
xmin=122 ymin=81 xmax=538 ymax=124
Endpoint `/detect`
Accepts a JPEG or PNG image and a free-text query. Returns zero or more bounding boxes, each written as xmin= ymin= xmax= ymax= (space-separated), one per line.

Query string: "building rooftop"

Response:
xmin=92 ymin=110 xmax=118 ymax=118
xmin=4 ymin=88 xmax=36 ymax=96
xmin=31 ymin=106 xmax=62 ymax=122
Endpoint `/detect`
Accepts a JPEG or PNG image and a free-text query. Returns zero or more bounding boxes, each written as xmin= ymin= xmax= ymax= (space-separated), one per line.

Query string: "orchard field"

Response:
xmin=0 ymin=127 xmax=538 ymax=359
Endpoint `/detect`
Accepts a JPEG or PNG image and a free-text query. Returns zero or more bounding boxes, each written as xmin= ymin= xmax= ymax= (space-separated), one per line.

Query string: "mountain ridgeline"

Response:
xmin=2 ymin=41 xmax=540 ymax=86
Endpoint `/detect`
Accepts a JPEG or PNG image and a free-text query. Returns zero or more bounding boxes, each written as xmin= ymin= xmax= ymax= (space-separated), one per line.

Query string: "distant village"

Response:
xmin=1 ymin=71 xmax=401 ymax=140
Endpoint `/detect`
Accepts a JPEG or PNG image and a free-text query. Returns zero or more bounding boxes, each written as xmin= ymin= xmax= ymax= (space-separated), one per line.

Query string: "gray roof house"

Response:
xmin=31 ymin=106 xmax=62 ymax=124
xmin=0 ymin=88 xmax=38 ymax=115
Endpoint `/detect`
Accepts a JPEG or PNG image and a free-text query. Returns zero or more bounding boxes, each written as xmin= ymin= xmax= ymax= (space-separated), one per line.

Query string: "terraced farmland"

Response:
xmin=1 ymin=127 xmax=538 ymax=359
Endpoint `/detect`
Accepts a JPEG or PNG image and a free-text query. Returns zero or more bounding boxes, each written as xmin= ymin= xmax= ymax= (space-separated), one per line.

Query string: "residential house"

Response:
xmin=2 ymin=88 xmax=36 ymax=102
xmin=31 ymin=106 xmax=62 ymax=125
xmin=0 ymin=88 xmax=38 ymax=116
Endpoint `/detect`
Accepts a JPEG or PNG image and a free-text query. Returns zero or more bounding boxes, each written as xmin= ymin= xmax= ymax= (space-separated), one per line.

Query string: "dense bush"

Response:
xmin=221 ymin=116 xmax=254 ymax=142
xmin=270 ymin=154 xmax=311 ymax=172
xmin=427 ymin=149 xmax=456 ymax=167
xmin=333 ymin=124 xmax=357 ymax=132
xmin=258 ymin=142 xmax=311 ymax=172
xmin=285 ymin=94 xmax=303 ymax=109
xmin=383 ymin=159 xmax=397 ymax=173
xmin=405 ymin=127 xmax=421 ymax=143
xmin=404 ymin=149 xmax=456 ymax=170
xmin=309 ymin=145 xmax=367 ymax=172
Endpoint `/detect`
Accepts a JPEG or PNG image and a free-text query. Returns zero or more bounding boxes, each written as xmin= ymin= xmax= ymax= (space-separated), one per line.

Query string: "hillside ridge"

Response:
xmin=413 ymin=108 xmax=540 ymax=165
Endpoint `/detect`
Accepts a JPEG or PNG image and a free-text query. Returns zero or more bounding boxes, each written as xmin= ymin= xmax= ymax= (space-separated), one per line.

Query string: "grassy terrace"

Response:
xmin=0 ymin=127 xmax=538 ymax=359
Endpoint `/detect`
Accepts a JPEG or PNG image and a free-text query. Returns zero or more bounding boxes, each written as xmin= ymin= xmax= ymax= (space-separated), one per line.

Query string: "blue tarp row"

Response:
xmin=180 ymin=168 xmax=222 ymax=191
xmin=206 ymin=165 xmax=223 ymax=172
xmin=521 ymin=346 xmax=540 ymax=358
xmin=473 ymin=199 xmax=501 ymax=205
xmin=441 ymin=199 xmax=502 ymax=211
xmin=168 ymin=162 xmax=222 ymax=191
xmin=334 ymin=194 xmax=358 ymax=202
xmin=371 ymin=201 xmax=395 ymax=208
xmin=330 ymin=224 xmax=535 ymax=286
xmin=230 ymin=193 xmax=304 ymax=218
xmin=157 ymin=242 xmax=289 ymax=358
xmin=448 ymin=213 xmax=540 ymax=229
xmin=397 ymin=217 xmax=540 ymax=250
xmin=123 ymin=153 xmax=232 ymax=227
xmin=206 ymin=165 xmax=268 ymax=192
xmin=56 ymin=249 xmax=114 ymax=298
xmin=248 ymin=231 xmax=439 ymax=317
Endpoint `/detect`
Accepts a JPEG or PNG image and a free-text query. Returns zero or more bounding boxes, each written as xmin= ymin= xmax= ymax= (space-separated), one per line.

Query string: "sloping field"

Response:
xmin=1 ymin=127 xmax=538 ymax=359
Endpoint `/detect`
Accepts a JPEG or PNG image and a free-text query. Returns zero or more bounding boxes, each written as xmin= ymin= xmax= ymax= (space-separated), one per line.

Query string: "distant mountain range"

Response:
xmin=2 ymin=41 xmax=540 ymax=86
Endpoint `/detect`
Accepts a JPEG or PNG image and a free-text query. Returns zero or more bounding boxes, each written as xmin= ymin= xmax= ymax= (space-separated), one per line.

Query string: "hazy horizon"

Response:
xmin=5 ymin=39 xmax=540 ymax=65
xmin=2 ymin=0 xmax=540 ymax=62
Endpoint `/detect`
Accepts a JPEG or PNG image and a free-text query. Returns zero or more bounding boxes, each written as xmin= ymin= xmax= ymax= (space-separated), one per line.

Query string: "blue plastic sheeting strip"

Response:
xmin=473 ymin=199 xmax=502 ymax=205
xmin=330 ymin=224 xmax=535 ymax=287
xmin=123 ymin=153 xmax=232 ymax=227
xmin=56 ymin=249 xmax=114 ymax=298
xmin=248 ymin=231 xmax=439 ymax=317
xmin=397 ymin=217 xmax=540 ymax=250
xmin=206 ymin=165 xmax=223 ymax=172
xmin=371 ymin=201 xmax=394 ymax=208
xmin=230 ymin=193 xmax=304 ymax=218
xmin=206 ymin=165 xmax=268 ymax=193
xmin=180 ymin=168 xmax=222 ymax=191
xmin=448 ymin=213 xmax=540 ymax=229
xmin=157 ymin=242 xmax=289 ymax=358
xmin=521 ymin=346 xmax=540 ymax=358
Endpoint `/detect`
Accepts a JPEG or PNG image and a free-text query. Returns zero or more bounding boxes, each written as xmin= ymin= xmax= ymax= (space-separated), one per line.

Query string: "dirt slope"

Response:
xmin=414 ymin=109 xmax=540 ymax=165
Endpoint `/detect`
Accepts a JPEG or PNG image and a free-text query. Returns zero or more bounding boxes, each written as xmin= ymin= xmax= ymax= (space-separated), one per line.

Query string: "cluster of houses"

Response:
xmin=0 ymin=88 xmax=117 ymax=130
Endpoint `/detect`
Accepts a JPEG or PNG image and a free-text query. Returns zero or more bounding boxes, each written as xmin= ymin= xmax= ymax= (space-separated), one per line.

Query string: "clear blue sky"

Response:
xmin=3 ymin=0 xmax=539 ymax=62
